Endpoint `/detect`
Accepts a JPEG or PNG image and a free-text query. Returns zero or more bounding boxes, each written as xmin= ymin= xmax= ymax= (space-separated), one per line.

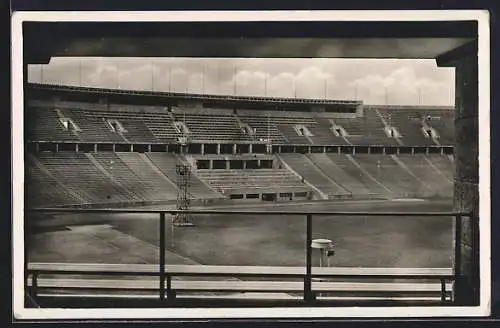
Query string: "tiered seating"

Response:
xmin=28 ymin=99 xmax=455 ymax=147
xmin=308 ymin=117 xmax=347 ymax=145
xmin=352 ymin=154 xmax=431 ymax=197
xmin=116 ymin=153 xmax=178 ymax=201
xmin=307 ymin=153 xmax=371 ymax=195
xmin=88 ymin=109 xmax=160 ymax=143
xmin=140 ymin=112 xmax=180 ymax=143
xmin=195 ymin=169 xmax=309 ymax=194
xmin=236 ymin=116 xmax=287 ymax=143
xmin=277 ymin=125 xmax=311 ymax=144
xmin=90 ymin=152 xmax=157 ymax=201
xmin=327 ymin=154 xmax=391 ymax=196
xmin=426 ymin=155 xmax=455 ymax=183
xmin=118 ymin=119 xmax=158 ymax=143
xmin=376 ymin=108 xmax=435 ymax=146
xmin=237 ymin=110 xmax=319 ymax=144
xmin=427 ymin=111 xmax=455 ymax=145
xmin=362 ymin=109 xmax=399 ymax=145
xmin=171 ymin=110 xmax=247 ymax=142
xmin=37 ymin=152 xmax=133 ymax=203
xmin=146 ymin=153 xmax=222 ymax=199
xmin=25 ymin=156 xmax=81 ymax=207
xmin=397 ymin=155 xmax=453 ymax=197
xmin=26 ymin=107 xmax=79 ymax=142
xmin=279 ymin=153 xmax=350 ymax=197
xmin=58 ymin=109 xmax=126 ymax=143
xmin=332 ymin=117 xmax=366 ymax=145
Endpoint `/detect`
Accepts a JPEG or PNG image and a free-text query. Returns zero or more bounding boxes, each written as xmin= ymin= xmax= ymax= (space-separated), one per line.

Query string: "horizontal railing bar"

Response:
xmin=28 ymin=271 xmax=456 ymax=280
xmin=27 ymin=207 xmax=470 ymax=217
xmin=35 ymin=293 xmax=449 ymax=302
xmin=27 ymin=264 xmax=455 ymax=280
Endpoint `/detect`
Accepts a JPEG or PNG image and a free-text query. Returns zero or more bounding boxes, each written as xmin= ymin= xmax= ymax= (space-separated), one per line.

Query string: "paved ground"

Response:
xmin=28 ymin=199 xmax=454 ymax=269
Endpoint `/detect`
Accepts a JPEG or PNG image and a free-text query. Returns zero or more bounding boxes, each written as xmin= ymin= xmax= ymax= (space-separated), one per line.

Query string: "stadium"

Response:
xmin=24 ymin=79 xmax=460 ymax=307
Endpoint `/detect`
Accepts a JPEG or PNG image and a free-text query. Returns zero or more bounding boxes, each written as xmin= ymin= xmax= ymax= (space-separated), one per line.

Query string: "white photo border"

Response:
xmin=11 ymin=10 xmax=491 ymax=320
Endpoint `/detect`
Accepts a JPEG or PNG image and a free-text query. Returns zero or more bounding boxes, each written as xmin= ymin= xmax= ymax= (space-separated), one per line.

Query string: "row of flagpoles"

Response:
xmin=37 ymin=60 xmax=427 ymax=104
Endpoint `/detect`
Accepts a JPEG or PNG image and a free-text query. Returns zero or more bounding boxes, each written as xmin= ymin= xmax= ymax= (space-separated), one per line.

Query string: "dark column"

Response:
xmin=437 ymin=41 xmax=479 ymax=305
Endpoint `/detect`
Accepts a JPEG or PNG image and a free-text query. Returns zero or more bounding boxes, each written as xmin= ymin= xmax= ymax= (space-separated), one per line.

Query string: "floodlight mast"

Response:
xmin=173 ymin=121 xmax=194 ymax=227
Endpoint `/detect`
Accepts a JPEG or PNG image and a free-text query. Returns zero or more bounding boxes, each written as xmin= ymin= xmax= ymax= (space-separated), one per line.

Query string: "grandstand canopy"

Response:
xmin=23 ymin=21 xmax=476 ymax=64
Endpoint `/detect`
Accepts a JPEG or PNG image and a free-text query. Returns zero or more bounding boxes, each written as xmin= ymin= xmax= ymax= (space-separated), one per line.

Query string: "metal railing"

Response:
xmin=25 ymin=207 xmax=470 ymax=304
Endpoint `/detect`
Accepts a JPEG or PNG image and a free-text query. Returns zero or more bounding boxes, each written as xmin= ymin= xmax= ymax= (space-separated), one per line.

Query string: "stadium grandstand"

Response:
xmin=25 ymin=83 xmax=455 ymax=208
xmin=25 ymin=82 xmax=458 ymax=308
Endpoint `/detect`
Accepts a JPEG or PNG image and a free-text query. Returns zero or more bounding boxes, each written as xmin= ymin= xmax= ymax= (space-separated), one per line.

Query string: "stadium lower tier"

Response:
xmin=25 ymin=152 xmax=454 ymax=208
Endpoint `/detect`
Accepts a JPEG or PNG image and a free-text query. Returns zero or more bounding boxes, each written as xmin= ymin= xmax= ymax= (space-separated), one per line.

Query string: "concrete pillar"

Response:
xmin=411 ymin=147 xmax=415 ymax=156
xmin=233 ymin=144 xmax=237 ymax=154
xmin=216 ymin=144 xmax=221 ymax=155
xmin=382 ymin=147 xmax=386 ymax=155
xmin=367 ymin=147 xmax=371 ymax=154
xmin=75 ymin=143 xmax=79 ymax=152
xmin=438 ymin=41 xmax=479 ymax=305
xmin=55 ymin=144 xmax=59 ymax=152
xmin=94 ymin=144 xmax=98 ymax=153
xmin=209 ymin=160 xmax=213 ymax=170
xmin=113 ymin=144 xmax=116 ymax=152
xmin=243 ymin=160 xmax=247 ymax=169
xmin=201 ymin=143 xmax=205 ymax=155
xmin=249 ymin=144 xmax=253 ymax=154
xmin=148 ymin=144 xmax=152 ymax=152
xmin=226 ymin=160 xmax=230 ymax=170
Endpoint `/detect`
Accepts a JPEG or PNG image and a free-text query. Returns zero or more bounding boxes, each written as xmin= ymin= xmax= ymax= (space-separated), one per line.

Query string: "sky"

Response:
xmin=28 ymin=57 xmax=455 ymax=106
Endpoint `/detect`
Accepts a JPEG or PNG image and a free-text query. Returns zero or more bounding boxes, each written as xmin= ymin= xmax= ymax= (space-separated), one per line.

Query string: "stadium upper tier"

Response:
xmin=26 ymin=83 xmax=454 ymax=146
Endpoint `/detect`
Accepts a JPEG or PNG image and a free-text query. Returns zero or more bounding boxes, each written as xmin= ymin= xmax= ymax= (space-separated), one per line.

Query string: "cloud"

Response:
xmin=349 ymin=66 xmax=454 ymax=106
xmin=28 ymin=57 xmax=454 ymax=106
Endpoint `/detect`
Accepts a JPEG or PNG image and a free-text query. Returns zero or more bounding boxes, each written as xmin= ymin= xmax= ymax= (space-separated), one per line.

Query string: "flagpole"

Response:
xmin=324 ymin=78 xmax=327 ymax=100
xmin=151 ymin=60 xmax=154 ymax=92
xmin=185 ymin=62 xmax=188 ymax=93
xmin=202 ymin=64 xmax=206 ymax=95
xmin=264 ymin=73 xmax=268 ymax=97
xmin=169 ymin=63 xmax=172 ymax=92
xmin=233 ymin=66 xmax=237 ymax=96
xmin=293 ymin=78 xmax=297 ymax=98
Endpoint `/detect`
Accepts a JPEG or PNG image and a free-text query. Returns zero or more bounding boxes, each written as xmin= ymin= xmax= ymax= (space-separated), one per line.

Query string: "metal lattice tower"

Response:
xmin=174 ymin=136 xmax=194 ymax=227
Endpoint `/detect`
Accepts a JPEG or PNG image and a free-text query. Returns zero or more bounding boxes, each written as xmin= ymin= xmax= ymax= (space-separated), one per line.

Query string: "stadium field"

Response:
xmin=28 ymin=198 xmax=454 ymax=269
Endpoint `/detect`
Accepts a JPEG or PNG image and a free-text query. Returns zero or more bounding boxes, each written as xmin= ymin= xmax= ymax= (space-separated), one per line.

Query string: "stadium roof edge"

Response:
xmin=26 ymin=83 xmax=363 ymax=107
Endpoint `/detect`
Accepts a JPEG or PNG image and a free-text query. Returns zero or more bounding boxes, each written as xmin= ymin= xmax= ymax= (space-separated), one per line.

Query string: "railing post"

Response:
xmin=159 ymin=212 xmax=166 ymax=301
xmin=32 ymin=272 xmax=38 ymax=299
xmin=304 ymin=214 xmax=314 ymax=302
xmin=453 ymin=214 xmax=462 ymax=303
xmin=440 ymin=278 xmax=446 ymax=303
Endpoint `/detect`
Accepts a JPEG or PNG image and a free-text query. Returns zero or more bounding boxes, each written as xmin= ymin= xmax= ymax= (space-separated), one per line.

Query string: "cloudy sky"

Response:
xmin=28 ymin=58 xmax=455 ymax=106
